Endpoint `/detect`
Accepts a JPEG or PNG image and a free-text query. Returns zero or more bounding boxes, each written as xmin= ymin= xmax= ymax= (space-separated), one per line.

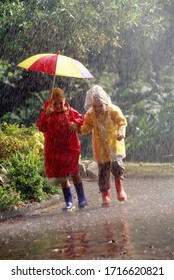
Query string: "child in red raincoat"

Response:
xmin=37 ymin=87 xmax=87 ymax=211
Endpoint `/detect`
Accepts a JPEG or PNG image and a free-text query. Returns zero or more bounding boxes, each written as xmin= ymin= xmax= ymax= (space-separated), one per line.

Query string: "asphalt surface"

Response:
xmin=0 ymin=176 xmax=174 ymax=260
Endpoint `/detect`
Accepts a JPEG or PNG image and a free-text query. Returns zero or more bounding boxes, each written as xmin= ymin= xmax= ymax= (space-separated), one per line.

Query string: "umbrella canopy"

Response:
xmin=17 ymin=51 xmax=94 ymax=79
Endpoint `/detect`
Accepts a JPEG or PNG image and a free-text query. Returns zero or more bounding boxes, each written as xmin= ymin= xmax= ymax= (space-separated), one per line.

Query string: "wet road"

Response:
xmin=0 ymin=177 xmax=174 ymax=260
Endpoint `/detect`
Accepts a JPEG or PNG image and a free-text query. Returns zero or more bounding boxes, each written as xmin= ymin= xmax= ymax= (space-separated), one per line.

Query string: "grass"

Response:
xmin=81 ymin=159 xmax=174 ymax=178
xmin=124 ymin=162 xmax=174 ymax=177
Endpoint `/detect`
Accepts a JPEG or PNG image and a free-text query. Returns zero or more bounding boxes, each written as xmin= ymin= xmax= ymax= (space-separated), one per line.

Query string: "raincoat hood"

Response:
xmin=84 ymin=85 xmax=112 ymax=111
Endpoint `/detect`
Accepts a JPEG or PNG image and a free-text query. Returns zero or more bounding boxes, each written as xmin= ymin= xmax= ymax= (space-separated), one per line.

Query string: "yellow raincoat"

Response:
xmin=80 ymin=104 xmax=127 ymax=163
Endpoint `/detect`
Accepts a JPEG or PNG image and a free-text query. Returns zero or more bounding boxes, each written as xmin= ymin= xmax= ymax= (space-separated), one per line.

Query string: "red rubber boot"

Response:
xmin=101 ymin=189 xmax=111 ymax=207
xmin=115 ymin=178 xmax=127 ymax=201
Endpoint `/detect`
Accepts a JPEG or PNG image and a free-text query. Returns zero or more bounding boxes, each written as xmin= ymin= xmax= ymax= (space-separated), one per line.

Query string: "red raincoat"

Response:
xmin=37 ymin=101 xmax=83 ymax=178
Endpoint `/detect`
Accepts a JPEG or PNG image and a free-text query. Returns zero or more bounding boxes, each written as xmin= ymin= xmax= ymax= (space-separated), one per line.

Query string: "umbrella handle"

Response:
xmin=51 ymin=76 xmax=56 ymax=98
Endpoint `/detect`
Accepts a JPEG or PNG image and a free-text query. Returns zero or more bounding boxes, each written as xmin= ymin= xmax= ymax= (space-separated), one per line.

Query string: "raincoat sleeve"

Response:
xmin=80 ymin=110 xmax=94 ymax=135
xmin=37 ymin=102 xmax=50 ymax=133
xmin=70 ymin=108 xmax=83 ymax=128
xmin=110 ymin=106 xmax=127 ymax=137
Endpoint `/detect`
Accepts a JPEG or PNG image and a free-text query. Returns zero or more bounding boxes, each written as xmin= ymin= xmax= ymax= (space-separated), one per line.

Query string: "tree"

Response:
xmin=2 ymin=0 xmax=173 ymax=163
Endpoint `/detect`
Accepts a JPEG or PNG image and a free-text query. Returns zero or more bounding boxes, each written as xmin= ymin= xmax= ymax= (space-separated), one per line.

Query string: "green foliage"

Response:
xmin=2 ymin=91 xmax=47 ymax=126
xmin=116 ymin=66 xmax=174 ymax=162
xmin=0 ymin=123 xmax=61 ymax=212
xmin=6 ymin=152 xmax=48 ymax=201
xmin=0 ymin=59 xmax=22 ymax=86
xmin=1 ymin=0 xmax=164 ymax=64
xmin=0 ymin=0 xmax=169 ymax=120
xmin=1 ymin=0 xmax=174 ymax=165
xmin=0 ymin=122 xmax=44 ymax=162
xmin=0 ymin=184 xmax=21 ymax=212
xmin=0 ymin=151 xmax=60 ymax=212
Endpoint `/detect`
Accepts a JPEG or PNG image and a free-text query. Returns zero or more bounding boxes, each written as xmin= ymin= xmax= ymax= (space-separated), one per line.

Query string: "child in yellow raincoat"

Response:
xmin=79 ymin=85 xmax=127 ymax=207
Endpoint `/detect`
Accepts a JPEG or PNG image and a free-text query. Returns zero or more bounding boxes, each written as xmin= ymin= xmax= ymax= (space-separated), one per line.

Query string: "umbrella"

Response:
xmin=17 ymin=51 xmax=94 ymax=89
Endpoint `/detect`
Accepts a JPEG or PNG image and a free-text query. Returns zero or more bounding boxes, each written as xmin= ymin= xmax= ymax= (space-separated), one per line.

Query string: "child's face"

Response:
xmin=52 ymin=98 xmax=66 ymax=112
xmin=92 ymin=99 xmax=106 ymax=115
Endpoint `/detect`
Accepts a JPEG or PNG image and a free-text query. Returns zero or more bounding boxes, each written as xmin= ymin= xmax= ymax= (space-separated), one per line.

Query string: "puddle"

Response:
xmin=1 ymin=178 xmax=174 ymax=260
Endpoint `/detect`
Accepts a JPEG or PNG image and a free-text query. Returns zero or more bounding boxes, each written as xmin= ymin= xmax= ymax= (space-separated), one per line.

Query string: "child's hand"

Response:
xmin=116 ymin=126 xmax=125 ymax=141
xmin=116 ymin=133 xmax=124 ymax=141
xmin=69 ymin=122 xmax=78 ymax=132
xmin=45 ymin=101 xmax=54 ymax=117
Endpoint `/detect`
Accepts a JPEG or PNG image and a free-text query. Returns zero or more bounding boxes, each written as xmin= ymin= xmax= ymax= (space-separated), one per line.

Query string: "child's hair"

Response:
xmin=48 ymin=87 xmax=65 ymax=100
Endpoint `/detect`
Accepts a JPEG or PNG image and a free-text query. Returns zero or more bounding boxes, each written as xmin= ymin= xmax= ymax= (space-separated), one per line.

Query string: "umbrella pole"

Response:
xmin=51 ymin=75 xmax=56 ymax=98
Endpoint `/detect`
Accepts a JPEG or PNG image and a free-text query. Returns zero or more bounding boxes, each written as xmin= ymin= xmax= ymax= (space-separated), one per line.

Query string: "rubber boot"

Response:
xmin=62 ymin=187 xmax=75 ymax=211
xmin=101 ymin=189 xmax=111 ymax=207
xmin=74 ymin=183 xmax=87 ymax=208
xmin=115 ymin=178 xmax=127 ymax=201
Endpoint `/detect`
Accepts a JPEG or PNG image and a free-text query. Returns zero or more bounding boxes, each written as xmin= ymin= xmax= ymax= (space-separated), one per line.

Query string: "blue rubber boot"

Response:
xmin=74 ymin=183 xmax=88 ymax=208
xmin=62 ymin=187 xmax=75 ymax=211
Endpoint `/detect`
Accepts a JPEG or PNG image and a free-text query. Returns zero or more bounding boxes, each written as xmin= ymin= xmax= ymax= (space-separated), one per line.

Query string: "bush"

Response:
xmin=6 ymin=152 xmax=58 ymax=202
xmin=0 ymin=123 xmax=61 ymax=212
xmin=0 ymin=185 xmax=21 ymax=212
xmin=0 ymin=122 xmax=44 ymax=163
